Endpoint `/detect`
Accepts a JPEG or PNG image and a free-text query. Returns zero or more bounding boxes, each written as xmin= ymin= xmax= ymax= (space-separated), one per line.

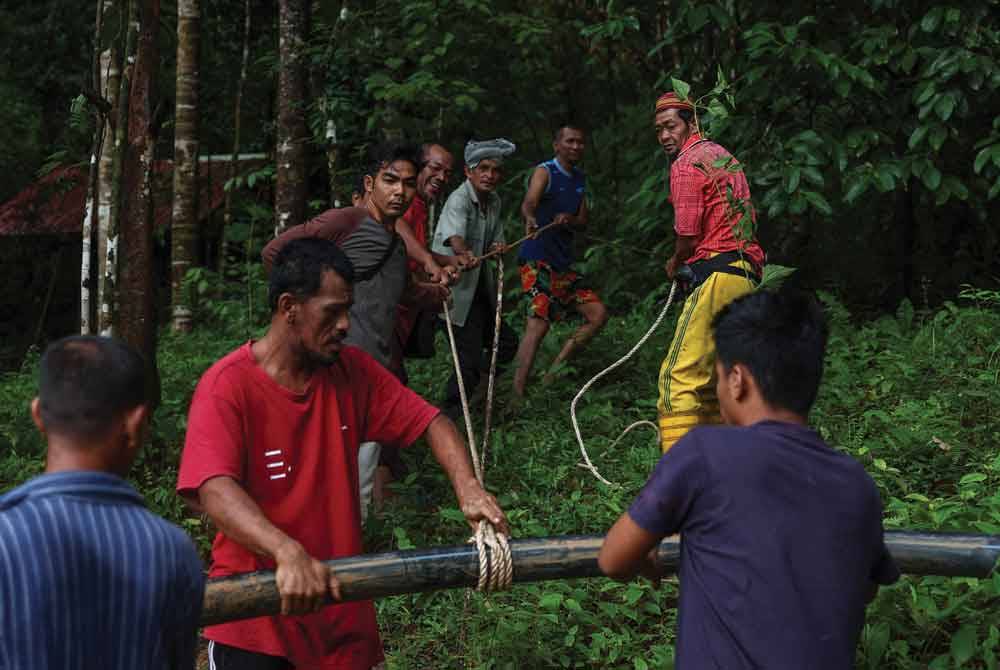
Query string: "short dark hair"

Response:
xmin=352 ymin=173 xmax=366 ymax=196
xmin=364 ymin=141 xmax=420 ymax=179
xmin=38 ymin=336 xmax=148 ymax=439
xmin=712 ymin=289 xmax=829 ymax=416
xmin=677 ymin=109 xmax=695 ymax=125
xmin=554 ymin=123 xmax=586 ymax=142
xmin=268 ymin=237 xmax=355 ymax=312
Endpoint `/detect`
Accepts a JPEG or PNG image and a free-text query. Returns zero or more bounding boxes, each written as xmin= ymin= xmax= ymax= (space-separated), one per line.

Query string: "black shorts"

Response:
xmin=207 ymin=640 xmax=293 ymax=670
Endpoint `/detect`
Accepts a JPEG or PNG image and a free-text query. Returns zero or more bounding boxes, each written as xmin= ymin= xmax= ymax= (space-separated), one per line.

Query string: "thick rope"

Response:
xmin=570 ymin=282 xmax=679 ymax=486
xmin=442 ymin=258 xmax=513 ymax=592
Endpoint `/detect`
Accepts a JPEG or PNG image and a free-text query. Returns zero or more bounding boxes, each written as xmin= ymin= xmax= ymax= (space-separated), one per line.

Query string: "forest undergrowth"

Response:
xmin=0 ymin=283 xmax=998 ymax=669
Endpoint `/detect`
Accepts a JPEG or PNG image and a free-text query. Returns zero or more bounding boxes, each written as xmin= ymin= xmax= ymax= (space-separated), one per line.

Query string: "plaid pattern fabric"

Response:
xmin=669 ymin=134 xmax=765 ymax=268
xmin=519 ymin=260 xmax=600 ymax=322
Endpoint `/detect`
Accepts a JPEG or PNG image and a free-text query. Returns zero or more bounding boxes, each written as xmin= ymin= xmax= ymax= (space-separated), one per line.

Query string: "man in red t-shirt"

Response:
xmin=653 ymin=91 xmax=766 ymax=453
xmin=177 ymin=238 xmax=508 ymax=670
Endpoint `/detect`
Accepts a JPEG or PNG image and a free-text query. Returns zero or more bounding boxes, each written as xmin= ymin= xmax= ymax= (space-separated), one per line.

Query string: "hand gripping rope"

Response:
xmin=570 ymin=281 xmax=679 ymax=486
xmin=442 ymin=256 xmax=513 ymax=593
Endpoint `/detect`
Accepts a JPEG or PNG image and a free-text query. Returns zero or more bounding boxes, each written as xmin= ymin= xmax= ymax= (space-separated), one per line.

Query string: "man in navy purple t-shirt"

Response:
xmin=599 ymin=289 xmax=899 ymax=669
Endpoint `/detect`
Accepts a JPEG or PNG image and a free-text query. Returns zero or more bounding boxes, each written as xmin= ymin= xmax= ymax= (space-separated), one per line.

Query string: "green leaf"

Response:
xmin=671 ymin=78 xmax=691 ymax=102
xmin=960 ymin=473 xmax=988 ymax=485
xmin=916 ymin=84 xmax=936 ymax=106
xmin=909 ymin=125 xmax=929 ymax=150
xmin=921 ymin=7 xmax=942 ymax=32
xmin=922 ymin=165 xmax=942 ymax=190
xmin=844 ymin=177 xmax=870 ymax=203
xmin=634 ymin=659 xmax=649 ymax=670
xmin=802 ymin=166 xmax=825 ymax=187
xmin=758 ymin=264 xmax=798 ymax=290
xmin=803 ymin=190 xmax=833 ymax=216
xmin=539 ymin=593 xmax=563 ymax=609
xmin=935 ymin=95 xmax=955 ymax=121
xmin=785 ymin=166 xmax=802 ymax=193
xmin=975 ymin=146 xmax=994 ymax=174
xmin=951 ymin=624 xmax=977 ymax=665
xmin=707 ymin=99 xmax=729 ymax=119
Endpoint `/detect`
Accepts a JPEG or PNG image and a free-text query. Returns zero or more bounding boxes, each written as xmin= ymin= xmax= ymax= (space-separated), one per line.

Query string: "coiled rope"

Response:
xmin=570 ymin=281 xmax=679 ymax=486
xmin=442 ymin=256 xmax=513 ymax=592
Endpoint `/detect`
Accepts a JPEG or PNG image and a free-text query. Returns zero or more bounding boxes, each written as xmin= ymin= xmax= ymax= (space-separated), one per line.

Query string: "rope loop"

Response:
xmin=444 ymin=256 xmax=512 ymax=593
xmin=570 ymin=281 xmax=679 ymax=486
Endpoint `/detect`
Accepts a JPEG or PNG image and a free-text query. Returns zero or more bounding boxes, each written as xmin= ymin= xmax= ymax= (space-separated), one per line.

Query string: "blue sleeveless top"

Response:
xmin=519 ymin=158 xmax=585 ymax=271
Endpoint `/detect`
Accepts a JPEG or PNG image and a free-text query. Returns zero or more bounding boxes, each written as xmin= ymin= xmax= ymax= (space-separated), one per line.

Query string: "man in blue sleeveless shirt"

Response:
xmin=514 ymin=124 xmax=608 ymax=398
xmin=0 ymin=336 xmax=204 ymax=669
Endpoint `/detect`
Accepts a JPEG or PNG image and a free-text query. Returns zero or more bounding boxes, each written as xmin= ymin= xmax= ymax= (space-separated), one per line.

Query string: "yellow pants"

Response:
xmin=657 ymin=264 xmax=756 ymax=452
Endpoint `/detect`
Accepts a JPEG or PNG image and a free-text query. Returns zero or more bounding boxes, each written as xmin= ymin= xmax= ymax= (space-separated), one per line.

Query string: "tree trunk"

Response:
xmin=81 ymin=0 xmax=108 ymax=335
xmin=96 ymin=47 xmax=120 ymax=326
xmin=101 ymin=0 xmax=137 ymax=336
xmin=274 ymin=0 xmax=310 ymax=237
xmin=219 ymin=0 xmax=252 ymax=279
xmin=170 ymin=0 xmax=200 ymax=332
xmin=118 ymin=0 xmax=160 ymax=404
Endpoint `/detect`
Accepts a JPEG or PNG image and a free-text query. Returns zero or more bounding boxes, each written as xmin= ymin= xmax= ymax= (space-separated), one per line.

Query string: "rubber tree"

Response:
xmin=116 ymin=0 xmax=160 ymax=407
xmin=100 ymin=0 xmax=137 ymax=336
xmin=274 ymin=0 xmax=310 ymax=237
xmin=170 ymin=0 xmax=200 ymax=333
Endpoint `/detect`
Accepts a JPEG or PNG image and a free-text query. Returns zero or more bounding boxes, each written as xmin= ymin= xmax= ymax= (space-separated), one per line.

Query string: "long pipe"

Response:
xmin=201 ymin=531 xmax=1000 ymax=626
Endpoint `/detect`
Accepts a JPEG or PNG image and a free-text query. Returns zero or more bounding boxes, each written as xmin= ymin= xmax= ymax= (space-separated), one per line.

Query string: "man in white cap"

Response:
xmin=431 ymin=139 xmax=519 ymax=419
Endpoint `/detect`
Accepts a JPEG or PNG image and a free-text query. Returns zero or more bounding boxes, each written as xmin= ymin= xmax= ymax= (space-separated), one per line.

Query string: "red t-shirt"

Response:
xmin=668 ymin=134 xmax=765 ymax=268
xmin=177 ymin=343 xmax=439 ymax=669
xmin=394 ymin=195 xmax=430 ymax=364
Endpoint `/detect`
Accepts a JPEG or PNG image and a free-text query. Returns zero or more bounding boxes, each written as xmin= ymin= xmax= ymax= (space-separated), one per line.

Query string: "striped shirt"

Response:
xmin=0 ymin=470 xmax=204 ymax=670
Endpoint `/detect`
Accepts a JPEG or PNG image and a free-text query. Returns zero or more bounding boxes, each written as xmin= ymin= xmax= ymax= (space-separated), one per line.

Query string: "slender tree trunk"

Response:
xmin=220 ymin=0 xmax=252 ymax=278
xmin=81 ymin=0 xmax=108 ymax=334
xmin=119 ymin=0 xmax=161 ymax=404
xmin=274 ymin=0 xmax=310 ymax=237
xmin=97 ymin=46 xmax=120 ymax=322
xmin=102 ymin=0 xmax=137 ymax=336
xmin=171 ymin=0 xmax=200 ymax=332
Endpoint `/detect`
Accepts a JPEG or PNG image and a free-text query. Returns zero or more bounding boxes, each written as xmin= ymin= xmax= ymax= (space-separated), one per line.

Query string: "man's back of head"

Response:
xmin=33 ymin=336 xmax=150 ymax=475
xmin=712 ymin=289 xmax=829 ymax=421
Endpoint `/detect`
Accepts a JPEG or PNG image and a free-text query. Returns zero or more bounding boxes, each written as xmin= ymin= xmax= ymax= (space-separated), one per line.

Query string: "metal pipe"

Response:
xmin=201 ymin=531 xmax=1000 ymax=626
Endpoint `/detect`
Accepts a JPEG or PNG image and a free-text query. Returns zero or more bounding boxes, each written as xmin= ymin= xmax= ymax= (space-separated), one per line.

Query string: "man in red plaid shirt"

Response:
xmin=654 ymin=91 xmax=766 ymax=452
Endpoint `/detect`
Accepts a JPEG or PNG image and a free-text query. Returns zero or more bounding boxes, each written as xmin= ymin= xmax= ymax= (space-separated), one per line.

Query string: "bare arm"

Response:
xmin=598 ymin=512 xmax=665 ymax=583
xmin=520 ymin=166 xmax=549 ymax=236
xmin=446 ymin=235 xmax=478 ymax=269
xmin=197 ymin=476 xmax=342 ymax=614
xmin=424 ymin=414 xmax=509 ymax=535
xmin=396 ymin=217 xmax=452 ymax=284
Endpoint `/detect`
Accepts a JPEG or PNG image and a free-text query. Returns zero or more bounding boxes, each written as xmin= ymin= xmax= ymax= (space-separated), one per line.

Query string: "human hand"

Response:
xmin=274 ymin=541 xmax=342 ymax=615
xmin=460 ymin=250 xmax=480 ymax=270
xmin=421 ymin=281 xmax=451 ymax=303
xmin=665 ymin=254 xmax=679 ymax=279
xmin=638 ymin=547 xmax=665 ymax=589
xmin=423 ymin=260 xmax=444 ymax=284
xmin=455 ymin=479 xmax=509 ymax=536
xmin=552 ymin=213 xmax=573 ymax=227
xmin=525 ymin=216 xmax=539 ymax=239
xmin=440 ymin=264 xmax=460 ymax=285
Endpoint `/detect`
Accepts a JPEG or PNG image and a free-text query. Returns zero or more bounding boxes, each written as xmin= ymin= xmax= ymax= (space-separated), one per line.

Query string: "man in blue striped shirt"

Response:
xmin=0 ymin=336 xmax=205 ymax=669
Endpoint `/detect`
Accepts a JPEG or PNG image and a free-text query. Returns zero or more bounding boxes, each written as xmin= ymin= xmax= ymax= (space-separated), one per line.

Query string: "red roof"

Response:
xmin=0 ymin=157 xmax=267 ymax=236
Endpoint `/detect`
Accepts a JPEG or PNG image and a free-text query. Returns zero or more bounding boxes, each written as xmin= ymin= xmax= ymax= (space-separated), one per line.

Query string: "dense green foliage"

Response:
xmin=5 ymin=1 xmax=998 ymax=306
xmin=2 ymin=285 xmax=998 ymax=668
xmin=3 ymin=1 xmax=1000 ymax=667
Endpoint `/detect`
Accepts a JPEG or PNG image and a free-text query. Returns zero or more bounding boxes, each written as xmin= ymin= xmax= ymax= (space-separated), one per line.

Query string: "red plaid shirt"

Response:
xmin=668 ymin=134 xmax=765 ymax=268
